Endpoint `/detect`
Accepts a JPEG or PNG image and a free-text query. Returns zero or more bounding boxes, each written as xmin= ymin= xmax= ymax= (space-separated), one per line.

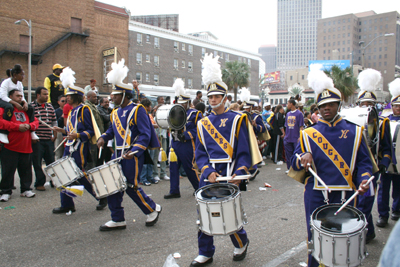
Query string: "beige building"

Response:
xmin=317 ymin=11 xmax=400 ymax=91
xmin=285 ymin=67 xmax=310 ymax=90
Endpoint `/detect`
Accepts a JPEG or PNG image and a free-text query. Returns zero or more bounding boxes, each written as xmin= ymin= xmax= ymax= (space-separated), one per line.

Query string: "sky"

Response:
xmin=101 ymin=0 xmax=399 ymax=54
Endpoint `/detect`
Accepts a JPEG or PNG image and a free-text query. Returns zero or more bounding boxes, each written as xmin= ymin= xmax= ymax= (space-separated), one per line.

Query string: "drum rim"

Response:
xmin=310 ymin=204 xmax=367 ymax=235
xmin=156 ymin=104 xmax=187 ymax=130
xmin=195 ymin=183 xmax=239 ymax=202
xmin=168 ymin=104 xmax=187 ymax=130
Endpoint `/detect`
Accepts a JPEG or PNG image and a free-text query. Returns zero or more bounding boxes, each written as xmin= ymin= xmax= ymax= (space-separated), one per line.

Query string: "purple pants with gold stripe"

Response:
xmin=198 ymin=229 xmax=248 ymax=257
xmin=107 ymin=153 xmax=156 ymax=222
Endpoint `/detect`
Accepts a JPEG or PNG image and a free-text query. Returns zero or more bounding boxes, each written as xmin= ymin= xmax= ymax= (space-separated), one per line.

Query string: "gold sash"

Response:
xmin=201 ymin=117 xmax=233 ymax=158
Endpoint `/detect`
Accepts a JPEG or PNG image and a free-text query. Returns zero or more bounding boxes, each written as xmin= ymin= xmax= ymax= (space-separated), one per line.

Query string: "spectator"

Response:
xmin=271 ymin=104 xmax=285 ymax=164
xmin=44 ymin=64 xmax=65 ymax=109
xmin=225 ymin=95 xmax=232 ymax=108
xmin=229 ymin=103 xmax=240 ymax=111
xmin=132 ymin=79 xmax=140 ymax=99
xmin=311 ymin=107 xmax=319 ymax=123
xmin=139 ymin=93 xmax=146 ymax=102
xmin=85 ymin=91 xmax=104 ymax=170
xmin=262 ymin=102 xmax=273 ymax=158
xmin=84 ymin=79 xmax=98 ymax=96
xmin=304 ymin=111 xmax=313 ymax=127
xmin=140 ymin=99 xmax=158 ymax=185
xmin=0 ymin=89 xmax=39 ymax=202
xmin=31 ymin=87 xmax=57 ymax=191
xmin=152 ymin=104 xmax=170 ymax=182
xmin=62 ymin=101 xmax=73 ymax=128
xmin=97 ymin=97 xmax=113 ymax=164
xmin=54 ymin=95 xmax=66 ymax=159
xmin=195 ymin=102 xmax=206 ymax=114
xmin=192 ymin=91 xmax=203 ymax=107
xmin=132 ymin=98 xmax=139 ymax=104
xmin=109 ymin=93 xmax=115 ymax=109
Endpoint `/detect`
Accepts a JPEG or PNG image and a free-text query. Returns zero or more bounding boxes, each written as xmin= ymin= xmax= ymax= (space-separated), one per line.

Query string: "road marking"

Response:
xmin=263 ymin=241 xmax=307 ymax=267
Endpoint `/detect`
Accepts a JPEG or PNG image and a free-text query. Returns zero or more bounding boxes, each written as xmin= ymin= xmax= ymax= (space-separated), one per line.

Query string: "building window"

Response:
xmin=202 ymin=48 xmax=206 ymax=57
xmin=188 ymin=61 xmax=193 ymax=72
xmin=136 ymin=53 xmax=142 ymax=65
xmin=214 ymin=51 xmax=218 ymax=57
xmin=225 ymin=53 xmax=229 ymax=61
xmin=136 ymin=72 xmax=142 ymax=82
xmin=146 ymin=35 xmax=151 ymax=43
xmin=145 ymin=73 xmax=150 ymax=82
xmin=290 ymin=76 xmax=293 ymax=80
xmin=154 ymin=37 xmax=160 ymax=48
xmin=182 ymin=60 xmax=185 ymax=68
xmin=154 ymin=55 xmax=159 ymax=67
xmin=238 ymin=56 xmax=242 ymax=62
xmin=188 ymin=45 xmax=193 ymax=55
xmin=71 ymin=17 xmax=82 ymax=33
xmin=182 ymin=43 xmax=186 ymax=51
xmin=174 ymin=41 xmax=179 ymax=52
xmin=188 ymin=79 xmax=193 ymax=89
xmin=146 ymin=54 xmax=150 ymax=63
xmin=248 ymin=59 xmax=251 ymax=67
xmin=137 ymin=33 xmax=142 ymax=45
xmin=174 ymin=59 xmax=178 ymax=69
xmin=302 ymin=75 xmax=305 ymax=80
xmin=19 ymin=35 xmax=30 ymax=53
xmin=154 ymin=74 xmax=159 ymax=85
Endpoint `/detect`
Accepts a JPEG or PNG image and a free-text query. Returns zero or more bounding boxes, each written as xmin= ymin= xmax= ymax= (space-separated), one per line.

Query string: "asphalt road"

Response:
xmin=0 ymin=160 xmax=395 ymax=267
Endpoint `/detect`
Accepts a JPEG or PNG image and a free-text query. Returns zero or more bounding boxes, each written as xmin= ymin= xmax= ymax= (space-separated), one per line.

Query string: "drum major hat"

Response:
xmin=60 ymin=67 xmax=85 ymax=96
xmin=357 ymin=69 xmax=381 ymax=103
xmin=106 ymin=59 xmax=133 ymax=95
xmin=173 ymin=78 xmax=190 ymax=103
xmin=201 ymin=53 xmax=228 ymax=96
xmin=308 ymin=64 xmax=342 ymax=107
xmin=389 ymin=78 xmax=400 ymax=105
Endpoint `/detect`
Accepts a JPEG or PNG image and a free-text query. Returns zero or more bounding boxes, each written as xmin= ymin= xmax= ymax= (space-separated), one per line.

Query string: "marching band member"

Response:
xmin=291 ymin=65 xmax=372 ymax=267
xmin=376 ymin=78 xmax=400 ymax=228
xmin=52 ymin=67 xmax=104 ymax=214
xmin=190 ymin=54 xmax=252 ymax=266
xmin=97 ymin=60 xmax=161 ymax=231
xmin=164 ymin=78 xmax=201 ymax=199
xmin=355 ymin=69 xmax=391 ymax=242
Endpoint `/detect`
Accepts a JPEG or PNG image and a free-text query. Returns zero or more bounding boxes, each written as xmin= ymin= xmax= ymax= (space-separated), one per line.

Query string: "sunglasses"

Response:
xmin=60 ymin=100 xmax=66 ymax=102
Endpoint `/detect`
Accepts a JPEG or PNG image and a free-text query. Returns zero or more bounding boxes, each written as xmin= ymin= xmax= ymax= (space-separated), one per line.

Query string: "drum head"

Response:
xmin=196 ymin=184 xmax=238 ymax=201
xmin=168 ymin=105 xmax=186 ymax=130
xmin=312 ymin=204 xmax=365 ymax=234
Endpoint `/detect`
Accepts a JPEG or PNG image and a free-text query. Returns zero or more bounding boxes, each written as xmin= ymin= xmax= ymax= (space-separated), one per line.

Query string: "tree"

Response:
xmin=222 ymin=61 xmax=250 ymax=102
xmin=323 ymin=65 xmax=358 ymax=102
xmin=288 ymin=83 xmax=304 ymax=99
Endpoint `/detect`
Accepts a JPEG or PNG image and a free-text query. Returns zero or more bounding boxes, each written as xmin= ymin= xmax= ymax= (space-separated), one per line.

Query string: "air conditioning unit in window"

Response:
xmin=137 ymin=41 xmax=142 ymax=45
xmin=154 ymin=63 xmax=159 ymax=67
xmin=188 ymin=69 xmax=193 ymax=73
xmin=174 ymin=48 xmax=179 ymax=52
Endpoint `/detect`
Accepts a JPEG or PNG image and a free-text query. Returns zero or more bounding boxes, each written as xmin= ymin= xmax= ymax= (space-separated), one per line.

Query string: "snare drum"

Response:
xmin=86 ymin=160 xmax=127 ymax=199
xmin=195 ymin=183 xmax=247 ymax=236
xmin=156 ymin=104 xmax=187 ymax=130
xmin=44 ymin=156 xmax=83 ymax=189
xmin=309 ymin=204 xmax=368 ymax=267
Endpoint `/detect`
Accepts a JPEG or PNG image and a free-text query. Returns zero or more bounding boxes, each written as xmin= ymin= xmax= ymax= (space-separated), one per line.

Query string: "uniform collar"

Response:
xmin=318 ymin=116 xmax=343 ymax=127
xmin=211 ymin=107 xmax=229 ymax=115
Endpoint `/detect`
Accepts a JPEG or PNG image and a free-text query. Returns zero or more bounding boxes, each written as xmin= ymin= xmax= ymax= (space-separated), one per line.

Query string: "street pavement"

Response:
xmin=0 ymin=160 xmax=395 ymax=267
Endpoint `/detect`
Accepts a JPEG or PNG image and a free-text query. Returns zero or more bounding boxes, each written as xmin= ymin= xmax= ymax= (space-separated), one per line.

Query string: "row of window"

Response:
xmin=134 ymin=72 xmax=194 ymax=88
xmin=135 ymin=53 xmax=195 ymax=71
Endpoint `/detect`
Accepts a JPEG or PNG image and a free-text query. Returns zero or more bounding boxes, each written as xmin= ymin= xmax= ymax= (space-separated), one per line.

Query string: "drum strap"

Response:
xmin=321 ymin=190 xmax=347 ymax=204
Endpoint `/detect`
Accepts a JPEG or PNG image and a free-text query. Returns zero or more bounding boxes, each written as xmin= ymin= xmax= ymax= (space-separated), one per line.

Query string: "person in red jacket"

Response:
xmin=0 ymin=89 xmax=39 ymax=202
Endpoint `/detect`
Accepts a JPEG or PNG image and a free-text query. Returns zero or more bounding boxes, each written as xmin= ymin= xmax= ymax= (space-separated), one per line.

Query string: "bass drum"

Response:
xmin=155 ymin=104 xmax=187 ymax=130
xmin=340 ymin=106 xmax=379 ymax=147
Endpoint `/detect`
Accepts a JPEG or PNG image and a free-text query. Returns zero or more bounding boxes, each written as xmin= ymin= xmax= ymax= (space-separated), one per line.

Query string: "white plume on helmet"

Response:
xmin=107 ymin=59 xmax=129 ymax=85
xmin=307 ymin=64 xmax=335 ymax=96
xmin=173 ymin=78 xmax=185 ymax=97
xmin=60 ymin=67 xmax=76 ymax=89
xmin=239 ymin=87 xmax=251 ymax=103
xmin=389 ymin=78 xmax=400 ymax=102
xmin=357 ymin=68 xmax=381 ymax=98
xmin=201 ymin=53 xmax=222 ymax=86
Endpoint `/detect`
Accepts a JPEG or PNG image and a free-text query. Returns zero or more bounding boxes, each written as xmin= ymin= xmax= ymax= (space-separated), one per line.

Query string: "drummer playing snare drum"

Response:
xmin=190 ymin=54 xmax=252 ymax=267
xmin=291 ymin=66 xmax=371 ymax=267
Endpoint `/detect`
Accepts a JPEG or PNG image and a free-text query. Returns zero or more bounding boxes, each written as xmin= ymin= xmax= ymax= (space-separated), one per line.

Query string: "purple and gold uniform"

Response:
xmin=195 ymin=108 xmax=252 ymax=258
xmin=291 ymin=117 xmax=372 ymax=267
xmin=168 ymin=108 xmax=202 ymax=194
xmin=251 ymin=113 xmax=266 ymax=135
xmin=100 ymin=101 xmax=160 ymax=222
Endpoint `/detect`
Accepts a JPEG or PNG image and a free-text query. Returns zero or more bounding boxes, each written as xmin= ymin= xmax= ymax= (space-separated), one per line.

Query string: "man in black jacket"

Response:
xmin=44 ymin=64 xmax=65 ymax=109
xmin=97 ymin=97 xmax=113 ymax=164
xmin=271 ymin=105 xmax=285 ymax=164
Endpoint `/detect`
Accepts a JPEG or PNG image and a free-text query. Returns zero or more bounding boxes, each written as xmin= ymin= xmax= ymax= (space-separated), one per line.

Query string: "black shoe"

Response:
xmin=391 ymin=211 xmax=400 ymax=221
xmin=164 ymin=193 xmax=181 ymax=199
xmin=249 ymin=169 xmax=260 ymax=181
xmin=233 ymin=239 xmax=249 ymax=261
xmin=96 ymin=198 xmax=108 ymax=210
xmin=366 ymin=232 xmax=376 ymax=244
xmin=376 ymin=216 xmax=388 ymax=228
xmin=52 ymin=206 xmax=76 ymax=214
xmin=50 ymin=181 xmax=55 ymax=188
xmin=190 ymin=257 xmax=213 ymax=267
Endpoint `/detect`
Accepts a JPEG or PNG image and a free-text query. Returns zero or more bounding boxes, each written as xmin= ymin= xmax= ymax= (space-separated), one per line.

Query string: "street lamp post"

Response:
xmin=359 ymin=33 xmax=394 ymax=69
xmin=15 ymin=19 xmax=32 ymax=103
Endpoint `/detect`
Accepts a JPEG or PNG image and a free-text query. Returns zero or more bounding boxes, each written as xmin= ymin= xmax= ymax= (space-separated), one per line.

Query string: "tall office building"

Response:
xmin=277 ymin=0 xmax=322 ymax=71
xmin=317 ymin=11 xmax=400 ymax=91
xmin=259 ymin=45 xmax=276 ymax=73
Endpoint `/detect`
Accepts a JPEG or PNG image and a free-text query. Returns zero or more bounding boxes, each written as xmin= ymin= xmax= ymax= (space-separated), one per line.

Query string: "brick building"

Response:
xmin=0 ymin=0 xmax=129 ymax=95
xmin=128 ymin=21 xmax=262 ymax=95
xmin=317 ymin=11 xmax=400 ymax=91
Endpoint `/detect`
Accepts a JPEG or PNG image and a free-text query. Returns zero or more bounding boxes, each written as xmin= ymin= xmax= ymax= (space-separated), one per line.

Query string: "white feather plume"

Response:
xmin=358 ymin=68 xmax=381 ymax=92
xmin=239 ymin=87 xmax=250 ymax=103
xmin=201 ymin=53 xmax=222 ymax=86
xmin=308 ymin=63 xmax=334 ymax=95
xmin=389 ymin=78 xmax=400 ymax=98
xmin=173 ymin=78 xmax=185 ymax=96
xmin=60 ymin=67 xmax=76 ymax=89
xmin=106 ymin=59 xmax=128 ymax=85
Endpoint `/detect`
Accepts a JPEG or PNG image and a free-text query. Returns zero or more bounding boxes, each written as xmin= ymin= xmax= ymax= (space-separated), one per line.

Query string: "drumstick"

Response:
xmin=204 ymin=175 xmax=251 ymax=182
xmin=39 ymin=119 xmax=54 ymax=129
xmin=98 ymin=147 xmax=103 ymax=159
xmin=295 ymin=153 xmax=331 ymax=192
xmin=334 ymin=175 xmax=375 ymax=216
xmin=53 ymin=129 xmax=76 ymax=152
xmin=111 ymin=150 xmax=138 ymax=162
